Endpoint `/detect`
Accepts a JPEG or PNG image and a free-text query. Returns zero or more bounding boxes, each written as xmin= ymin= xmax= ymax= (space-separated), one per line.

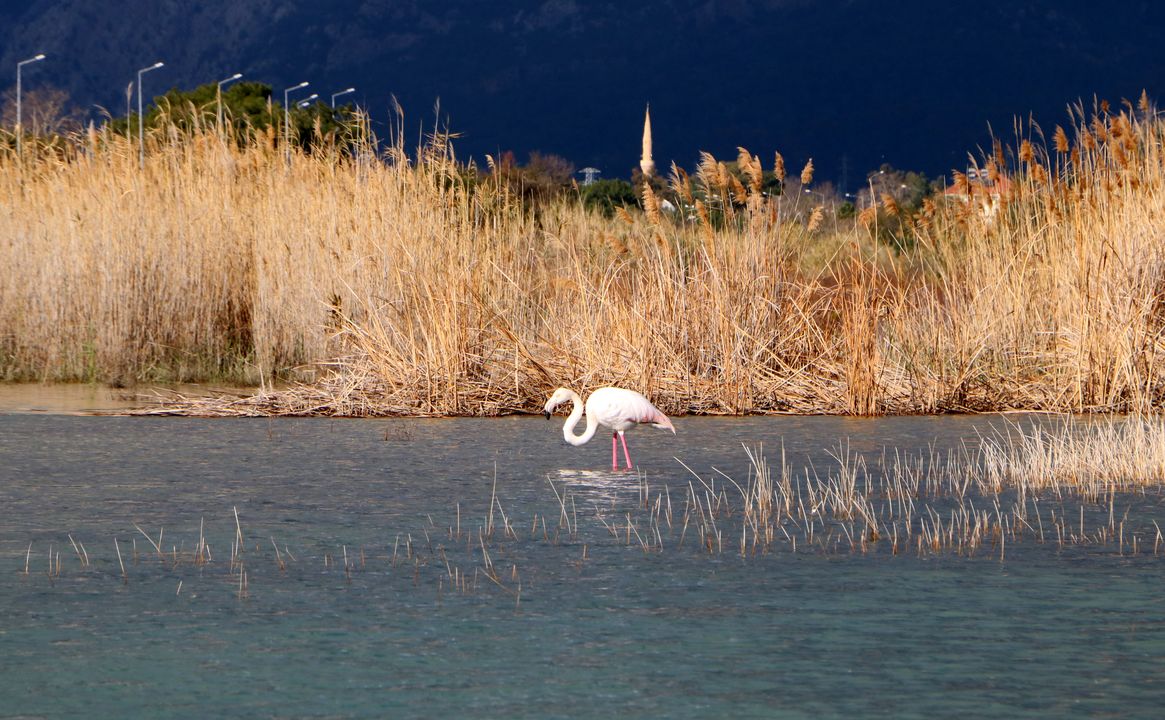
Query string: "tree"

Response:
xmin=488 ymin=150 xmax=576 ymax=204
xmin=1 ymin=84 xmax=85 ymax=137
xmin=520 ymin=151 xmax=575 ymax=200
xmin=108 ymin=81 xmax=272 ymax=139
xmin=855 ymin=164 xmax=939 ymax=250
xmin=106 ymin=81 xmax=360 ymax=153
xmin=581 ymin=178 xmax=637 ymax=217
xmin=857 ymin=164 xmax=934 ymax=214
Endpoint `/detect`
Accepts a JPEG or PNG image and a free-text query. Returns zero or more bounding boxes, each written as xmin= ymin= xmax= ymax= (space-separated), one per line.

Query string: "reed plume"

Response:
xmin=6 ymin=92 xmax=1165 ymax=418
xmin=799 ymin=158 xmax=814 ymax=186
xmin=773 ymin=152 xmax=786 ymax=183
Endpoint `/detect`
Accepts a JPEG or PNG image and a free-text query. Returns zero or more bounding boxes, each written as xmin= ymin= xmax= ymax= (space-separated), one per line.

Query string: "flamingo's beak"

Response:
xmin=543 ymin=410 xmax=551 ymax=420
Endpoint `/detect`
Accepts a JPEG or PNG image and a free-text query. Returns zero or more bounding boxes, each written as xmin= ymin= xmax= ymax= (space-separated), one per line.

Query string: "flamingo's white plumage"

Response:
xmin=543 ymin=387 xmax=675 ymax=470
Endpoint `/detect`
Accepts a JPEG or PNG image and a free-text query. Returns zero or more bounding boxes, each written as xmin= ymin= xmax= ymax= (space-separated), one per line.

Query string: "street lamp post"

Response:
xmin=216 ymin=72 xmax=243 ymax=128
xmin=282 ymin=81 xmax=309 ymax=163
xmin=137 ymin=61 xmax=164 ymax=168
xmin=331 ymin=87 xmax=355 ymax=109
xmin=297 ymin=93 xmax=319 ymax=109
xmin=16 ymin=53 xmax=46 ymax=159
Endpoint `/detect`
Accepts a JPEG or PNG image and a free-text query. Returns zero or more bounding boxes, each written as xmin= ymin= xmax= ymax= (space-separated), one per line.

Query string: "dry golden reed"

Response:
xmin=1019 ymin=139 xmax=1035 ymax=164
xmin=737 ymin=147 xmax=763 ymax=195
xmin=773 ymin=152 xmax=786 ymax=183
xmin=641 ymin=182 xmax=662 ymax=225
xmin=799 ymin=158 xmax=814 ymax=186
xmin=5 ymin=96 xmax=1165 ymax=418
xmin=806 ymin=206 xmax=824 ymax=233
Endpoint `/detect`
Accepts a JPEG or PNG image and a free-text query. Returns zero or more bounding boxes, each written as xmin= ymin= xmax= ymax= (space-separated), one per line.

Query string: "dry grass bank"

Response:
xmin=896 ymin=97 xmax=1165 ymax=413
xmin=3 ymin=97 xmax=1165 ymax=416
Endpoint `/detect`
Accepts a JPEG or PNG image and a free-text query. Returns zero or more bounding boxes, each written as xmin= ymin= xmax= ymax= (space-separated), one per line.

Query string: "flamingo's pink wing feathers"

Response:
xmin=588 ymin=387 xmax=675 ymax=433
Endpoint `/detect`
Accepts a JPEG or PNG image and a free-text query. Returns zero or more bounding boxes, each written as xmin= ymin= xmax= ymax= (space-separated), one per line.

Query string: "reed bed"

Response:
xmin=978 ymin=414 xmax=1165 ymax=501
xmin=4 ymin=96 xmax=1165 ymax=415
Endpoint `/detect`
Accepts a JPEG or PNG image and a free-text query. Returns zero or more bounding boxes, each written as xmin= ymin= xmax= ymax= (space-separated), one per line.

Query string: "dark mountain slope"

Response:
xmin=3 ymin=1 xmax=1164 ymax=185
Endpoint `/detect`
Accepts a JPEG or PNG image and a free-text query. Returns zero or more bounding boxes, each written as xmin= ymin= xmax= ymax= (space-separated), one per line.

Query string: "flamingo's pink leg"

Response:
xmin=611 ymin=433 xmax=619 ymax=471
xmin=619 ymin=432 xmax=633 ymax=470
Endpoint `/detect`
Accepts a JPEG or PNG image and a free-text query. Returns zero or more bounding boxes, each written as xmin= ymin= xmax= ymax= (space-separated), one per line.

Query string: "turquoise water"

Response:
xmin=1 ymin=415 xmax=1163 ymax=718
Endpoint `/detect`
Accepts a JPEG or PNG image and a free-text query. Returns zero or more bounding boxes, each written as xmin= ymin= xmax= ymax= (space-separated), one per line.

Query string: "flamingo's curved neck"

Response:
xmin=562 ymin=390 xmax=599 ymax=446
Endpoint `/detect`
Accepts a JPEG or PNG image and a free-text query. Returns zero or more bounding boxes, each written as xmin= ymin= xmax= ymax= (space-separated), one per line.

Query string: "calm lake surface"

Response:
xmin=1 ymin=407 xmax=1163 ymax=718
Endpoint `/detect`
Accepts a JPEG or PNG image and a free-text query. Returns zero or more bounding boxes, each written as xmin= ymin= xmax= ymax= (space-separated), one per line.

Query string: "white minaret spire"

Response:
xmin=640 ymin=103 xmax=655 ymax=178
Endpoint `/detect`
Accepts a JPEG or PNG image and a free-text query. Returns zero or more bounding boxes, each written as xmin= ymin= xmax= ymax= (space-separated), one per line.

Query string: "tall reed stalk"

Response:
xmin=4 ymin=96 xmax=1165 ymax=415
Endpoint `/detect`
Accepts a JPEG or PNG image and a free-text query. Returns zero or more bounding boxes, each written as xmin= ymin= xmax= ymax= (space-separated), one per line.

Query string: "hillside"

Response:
xmin=3 ymin=1 xmax=1165 ymax=184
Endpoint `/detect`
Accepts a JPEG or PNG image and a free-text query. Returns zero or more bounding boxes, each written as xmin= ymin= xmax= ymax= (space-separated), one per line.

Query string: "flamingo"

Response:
xmin=543 ymin=387 xmax=676 ymax=470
